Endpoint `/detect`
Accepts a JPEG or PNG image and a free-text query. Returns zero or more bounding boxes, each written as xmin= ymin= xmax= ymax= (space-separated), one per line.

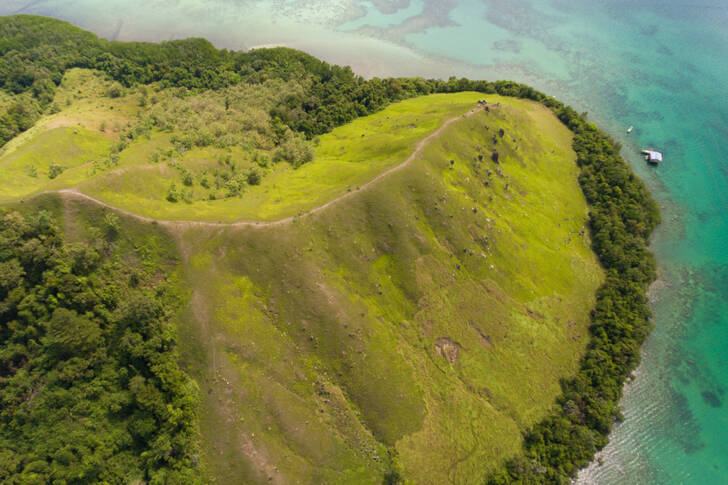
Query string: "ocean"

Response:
xmin=1 ymin=1 xmax=726 ymax=482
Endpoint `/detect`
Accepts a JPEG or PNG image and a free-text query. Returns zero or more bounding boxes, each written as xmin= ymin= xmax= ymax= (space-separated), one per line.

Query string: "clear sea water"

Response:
xmin=2 ymin=1 xmax=726 ymax=483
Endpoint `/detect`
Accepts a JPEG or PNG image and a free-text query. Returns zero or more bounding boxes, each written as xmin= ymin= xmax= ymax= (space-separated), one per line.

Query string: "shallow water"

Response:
xmin=2 ymin=1 xmax=727 ymax=482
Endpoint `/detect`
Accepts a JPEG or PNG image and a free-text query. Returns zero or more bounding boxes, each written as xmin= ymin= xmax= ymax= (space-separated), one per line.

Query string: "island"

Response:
xmin=0 ymin=15 xmax=659 ymax=484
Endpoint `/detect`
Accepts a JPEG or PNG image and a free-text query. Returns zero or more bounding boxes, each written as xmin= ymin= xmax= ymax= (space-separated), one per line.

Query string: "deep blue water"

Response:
xmin=2 ymin=1 xmax=727 ymax=482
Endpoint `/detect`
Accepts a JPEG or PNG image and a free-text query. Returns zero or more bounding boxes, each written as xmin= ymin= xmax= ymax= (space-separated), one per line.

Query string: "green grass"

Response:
xmin=0 ymin=126 xmax=112 ymax=199
xmin=2 ymin=84 xmax=509 ymax=222
xmin=173 ymin=96 xmax=604 ymax=483
xmin=0 ymin=68 xmax=144 ymax=201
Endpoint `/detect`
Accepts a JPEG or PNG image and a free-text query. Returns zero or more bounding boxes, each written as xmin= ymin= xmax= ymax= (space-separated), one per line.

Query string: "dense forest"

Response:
xmin=0 ymin=15 xmax=660 ymax=484
xmin=1 ymin=15 xmax=500 ymax=148
xmin=0 ymin=206 xmax=198 ymax=483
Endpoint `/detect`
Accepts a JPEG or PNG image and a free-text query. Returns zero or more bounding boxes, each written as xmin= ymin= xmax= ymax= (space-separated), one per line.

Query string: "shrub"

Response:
xmin=182 ymin=169 xmax=194 ymax=186
xmin=103 ymin=213 xmax=120 ymax=241
xmin=275 ymin=131 xmax=314 ymax=168
xmin=246 ymin=169 xmax=261 ymax=186
xmin=107 ymin=85 xmax=122 ymax=98
xmin=48 ymin=162 xmax=64 ymax=179
xmin=166 ymin=182 xmax=179 ymax=203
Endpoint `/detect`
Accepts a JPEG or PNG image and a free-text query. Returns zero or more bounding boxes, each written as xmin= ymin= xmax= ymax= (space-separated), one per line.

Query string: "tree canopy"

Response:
xmin=0 ymin=209 xmax=199 ymax=483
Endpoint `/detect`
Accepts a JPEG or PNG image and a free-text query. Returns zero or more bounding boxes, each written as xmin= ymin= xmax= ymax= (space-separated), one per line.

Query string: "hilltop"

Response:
xmin=0 ymin=15 xmax=659 ymax=485
xmin=174 ymin=93 xmax=604 ymax=483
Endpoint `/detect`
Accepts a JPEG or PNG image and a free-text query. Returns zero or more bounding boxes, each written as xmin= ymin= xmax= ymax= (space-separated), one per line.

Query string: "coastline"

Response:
xmin=0 ymin=16 xmax=660 ymax=478
xmin=8 ymin=2 xmax=724 ymax=480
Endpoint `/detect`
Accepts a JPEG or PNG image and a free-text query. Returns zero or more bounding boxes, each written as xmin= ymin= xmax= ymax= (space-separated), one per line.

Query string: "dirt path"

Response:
xmin=56 ymin=104 xmax=485 ymax=230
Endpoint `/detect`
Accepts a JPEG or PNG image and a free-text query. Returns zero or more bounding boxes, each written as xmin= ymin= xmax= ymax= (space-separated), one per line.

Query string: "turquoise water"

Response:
xmin=338 ymin=0 xmax=424 ymax=31
xmin=2 ymin=1 xmax=727 ymax=482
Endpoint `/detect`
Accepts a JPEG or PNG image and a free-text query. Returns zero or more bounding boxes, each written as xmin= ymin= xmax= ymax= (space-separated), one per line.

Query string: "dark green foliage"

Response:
xmin=103 ymin=213 xmax=121 ymax=241
xmin=167 ymin=182 xmax=180 ymax=203
xmin=0 ymin=100 xmax=41 ymax=149
xmin=0 ymin=210 xmax=199 ymax=483
xmin=246 ymin=168 xmax=261 ymax=186
xmin=181 ymin=168 xmax=194 ymax=187
xmin=107 ymin=85 xmax=123 ymax=98
xmin=1 ymin=16 xmax=487 ymax=146
xmin=47 ymin=162 xmax=64 ymax=179
xmin=203 ymin=155 xmax=258 ymax=198
xmin=274 ymin=130 xmax=315 ymax=166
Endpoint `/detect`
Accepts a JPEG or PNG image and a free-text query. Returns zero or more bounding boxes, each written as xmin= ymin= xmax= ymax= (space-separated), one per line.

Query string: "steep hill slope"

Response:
xmin=171 ymin=95 xmax=603 ymax=483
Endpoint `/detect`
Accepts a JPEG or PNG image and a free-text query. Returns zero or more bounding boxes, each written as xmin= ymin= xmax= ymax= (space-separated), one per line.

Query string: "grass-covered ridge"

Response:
xmin=0 ymin=57 xmax=531 ymax=227
xmin=175 ymin=96 xmax=603 ymax=483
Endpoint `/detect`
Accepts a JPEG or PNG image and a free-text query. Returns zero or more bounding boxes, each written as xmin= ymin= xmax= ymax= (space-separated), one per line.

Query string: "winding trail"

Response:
xmin=55 ymin=104 xmax=485 ymax=230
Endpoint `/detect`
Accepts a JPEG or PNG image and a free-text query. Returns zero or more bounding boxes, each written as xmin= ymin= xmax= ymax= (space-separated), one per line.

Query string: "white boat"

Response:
xmin=627 ymin=125 xmax=634 ymax=133
xmin=641 ymin=148 xmax=663 ymax=164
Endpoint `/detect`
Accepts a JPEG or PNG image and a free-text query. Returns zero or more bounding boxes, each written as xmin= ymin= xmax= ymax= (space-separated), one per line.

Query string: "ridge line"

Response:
xmin=52 ymin=104 xmax=485 ymax=230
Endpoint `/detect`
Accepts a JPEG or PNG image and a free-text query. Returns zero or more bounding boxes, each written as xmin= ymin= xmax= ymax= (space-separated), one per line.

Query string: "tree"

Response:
xmin=0 ymin=210 xmax=200 ymax=483
xmin=166 ymin=182 xmax=179 ymax=202
xmin=103 ymin=213 xmax=121 ymax=241
xmin=43 ymin=308 xmax=101 ymax=360
xmin=246 ymin=168 xmax=261 ymax=185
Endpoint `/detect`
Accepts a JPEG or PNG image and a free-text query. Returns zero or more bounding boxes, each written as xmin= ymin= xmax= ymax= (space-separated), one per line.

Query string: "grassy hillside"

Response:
xmin=0 ymin=67 xmax=300 ymax=205
xmin=79 ymin=92 xmax=490 ymax=222
xmin=1 ymin=71 xmax=505 ymax=223
xmin=172 ymin=96 xmax=603 ymax=483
